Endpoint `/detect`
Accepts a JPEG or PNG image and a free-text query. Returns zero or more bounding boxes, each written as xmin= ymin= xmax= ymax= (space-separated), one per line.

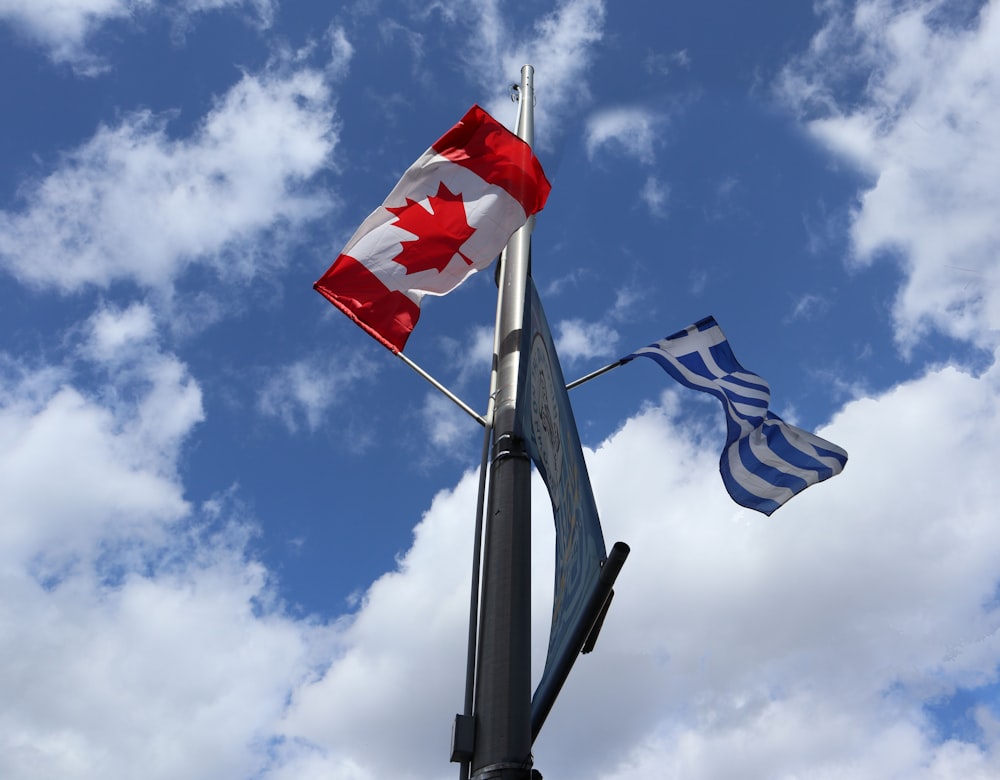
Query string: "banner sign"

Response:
xmin=517 ymin=278 xmax=611 ymax=736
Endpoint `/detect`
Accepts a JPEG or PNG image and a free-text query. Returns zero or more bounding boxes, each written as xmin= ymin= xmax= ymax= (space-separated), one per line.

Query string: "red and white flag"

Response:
xmin=314 ymin=105 xmax=551 ymax=352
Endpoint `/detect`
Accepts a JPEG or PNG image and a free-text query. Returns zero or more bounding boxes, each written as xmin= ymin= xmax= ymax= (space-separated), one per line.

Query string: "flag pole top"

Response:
xmin=514 ymin=65 xmax=535 ymax=149
xmin=490 ymin=65 xmax=535 ymax=433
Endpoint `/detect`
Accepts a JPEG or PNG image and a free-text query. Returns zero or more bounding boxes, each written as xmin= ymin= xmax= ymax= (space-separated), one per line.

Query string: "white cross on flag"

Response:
xmin=315 ymin=105 xmax=551 ymax=352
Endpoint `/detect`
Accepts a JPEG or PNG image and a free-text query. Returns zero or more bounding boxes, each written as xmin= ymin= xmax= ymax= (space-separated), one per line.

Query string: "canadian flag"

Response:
xmin=315 ymin=105 xmax=551 ymax=352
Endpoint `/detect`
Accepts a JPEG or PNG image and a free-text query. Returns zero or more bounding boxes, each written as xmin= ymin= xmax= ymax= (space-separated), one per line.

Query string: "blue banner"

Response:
xmin=517 ymin=278 xmax=610 ymax=736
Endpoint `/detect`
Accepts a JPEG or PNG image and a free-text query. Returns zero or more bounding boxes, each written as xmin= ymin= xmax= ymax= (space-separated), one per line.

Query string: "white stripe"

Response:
xmin=745 ymin=427 xmax=821 ymax=487
xmin=728 ymin=399 xmax=767 ymax=421
xmin=724 ymin=373 xmax=770 ymax=395
xmin=718 ymin=379 xmax=769 ymax=404
xmin=646 ymin=341 xmax=770 ymax=399
xmin=693 ymin=345 xmax=727 ymax=379
xmin=672 ymin=325 xmax=727 ymax=352
xmin=762 ymin=419 xmax=847 ymax=470
xmin=725 ymin=443 xmax=796 ymax=505
xmin=635 ymin=347 xmax=772 ymax=427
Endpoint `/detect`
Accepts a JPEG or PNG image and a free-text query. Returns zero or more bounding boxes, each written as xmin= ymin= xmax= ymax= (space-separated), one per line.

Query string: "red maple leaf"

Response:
xmin=387 ymin=182 xmax=476 ymax=275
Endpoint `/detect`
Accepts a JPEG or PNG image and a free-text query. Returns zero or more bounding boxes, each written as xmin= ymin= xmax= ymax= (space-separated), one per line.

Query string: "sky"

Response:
xmin=2 ymin=0 xmax=1000 ymax=778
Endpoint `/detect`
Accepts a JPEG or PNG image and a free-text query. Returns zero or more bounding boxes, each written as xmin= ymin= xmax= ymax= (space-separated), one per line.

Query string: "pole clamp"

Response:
xmin=470 ymin=761 xmax=538 ymax=779
xmin=493 ymin=433 xmax=529 ymax=463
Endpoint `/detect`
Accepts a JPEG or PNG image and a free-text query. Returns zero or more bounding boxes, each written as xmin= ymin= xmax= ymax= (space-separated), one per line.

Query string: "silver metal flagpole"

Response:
xmin=470 ymin=64 xmax=536 ymax=780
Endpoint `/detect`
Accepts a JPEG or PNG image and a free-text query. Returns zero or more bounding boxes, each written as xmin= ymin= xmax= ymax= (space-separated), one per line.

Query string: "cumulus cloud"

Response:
xmin=419 ymin=391 xmax=481 ymax=454
xmin=325 ymin=23 xmax=354 ymax=79
xmin=500 ymin=0 xmax=606 ymax=138
xmin=584 ymin=105 xmax=668 ymax=165
xmin=788 ymin=291 xmax=830 ymax=322
xmin=425 ymin=0 xmax=606 ymax=149
xmin=0 ymin=527 xmax=327 ymax=780
xmin=0 ymin=61 xmax=337 ymax=295
xmin=437 ymin=324 xmax=495 ymax=390
xmin=550 ymin=279 xmax=648 ymax=365
xmin=583 ymin=106 xmax=672 ymax=217
xmin=639 ymin=174 xmax=669 ymax=218
xmin=261 ymin=347 xmax=1000 ymax=779
xmin=555 ymin=317 xmax=620 ymax=364
xmin=643 ymin=47 xmax=690 ymax=77
xmin=0 ymin=509 xmax=336 ymax=780
xmin=83 ymin=301 xmax=157 ymax=363
xmin=0 ymin=308 xmax=338 ymax=780
xmin=10 ymin=5 xmax=1000 ymax=780
xmin=0 ymin=0 xmax=141 ymax=74
xmin=279 ymin=470 xmax=480 ymax=779
xmin=257 ymin=351 xmax=377 ymax=434
xmin=0 ymin=303 xmax=200 ymax=568
xmin=7 ymin=308 xmax=1000 ymax=780
xmin=778 ymin=0 xmax=1000 ymax=351
xmin=0 ymin=0 xmax=275 ymax=74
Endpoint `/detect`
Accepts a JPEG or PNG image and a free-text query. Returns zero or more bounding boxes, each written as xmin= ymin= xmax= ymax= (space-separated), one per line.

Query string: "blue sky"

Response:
xmin=3 ymin=1 xmax=1000 ymax=778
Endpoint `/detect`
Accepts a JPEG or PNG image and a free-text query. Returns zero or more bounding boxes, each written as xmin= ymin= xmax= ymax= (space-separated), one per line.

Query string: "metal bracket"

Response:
xmin=450 ymin=714 xmax=476 ymax=763
xmin=493 ymin=432 xmax=529 ymax=463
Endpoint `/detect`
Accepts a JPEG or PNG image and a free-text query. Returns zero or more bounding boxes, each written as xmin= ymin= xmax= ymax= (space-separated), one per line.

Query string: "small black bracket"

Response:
xmin=450 ymin=713 xmax=476 ymax=763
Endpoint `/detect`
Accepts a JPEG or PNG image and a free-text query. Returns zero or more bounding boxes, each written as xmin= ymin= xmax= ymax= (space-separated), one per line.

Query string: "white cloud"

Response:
xmin=83 ymin=301 xmax=157 ymax=363
xmin=427 ymin=0 xmax=606 ymax=150
xmin=272 ymin=348 xmax=1000 ymax=778
xmin=0 ymin=314 xmax=336 ymax=780
xmin=437 ymin=324 xmax=494 ymax=390
xmin=257 ymin=351 xmax=377 ymax=434
xmin=639 ymin=174 xmax=669 ymax=218
xmin=278 ymin=469 xmax=480 ymax=779
xmin=555 ymin=317 xmax=620 ymax=364
xmin=9 ymin=8 xmax=1000 ymax=779
xmin=7 ymin=314 xmax=1000 ymax=780
xmin=788 ymin=291 xmax=829 ymax=321
xmin=644 ymin=48 xmax=690 ymax=77
xmin=0 ymin=0 xmax=275 ymax=74
xmin=779 ymin=0 xmax=1000 ymax=351
xmin=177 ymin=0 xmax=273 ymax=17
xmin=0 ymin=305 xmax=201 ymax=570
xmin=584 ymin=105 xmax=667 ymax=165
xmin=0 ymin=382 xmax=187 ymax=569
xmin=503 ymin=0 xmax=606 ymax=139
xmin=0 ymin=520 xmax=328 ymax=780
xmin=420 ymin=391 xmax=479 ymax=453
xmin=596 ymin=694 xmax=997 ymax=780
xmin=325 ymin=23 xmax=354 ymax=79
xmin=549 ymin=280 xmax=647 ymax=366
xmin=610 ymin=282 xmax=647 ymax=322
xmin=0 ymin=0 xmax=141 ymax=74
xmin=0 ymin=61 xmax=337 ymax=295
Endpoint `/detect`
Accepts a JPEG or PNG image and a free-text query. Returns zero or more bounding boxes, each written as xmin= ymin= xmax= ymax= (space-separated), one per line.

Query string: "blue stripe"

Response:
xmin=761 ymin=420 xmax=836 ymax=480
xmin=719 ymin=373 xmax=768 ymax=393
xmin=708 ymin=341 xmax=745 ymax=375
xmin=811 ymin=441 xmax=849 ymax=468
xmin=676 ymin=351 xmax=714 ymax=380
xmin=735 ymin=436 xmax=809 ymax=492
xmin=721 ymin=390 xmax=768 ymax=420
xmin=641 ymin=351 xmax=719 ymax=397
xmin=718 ymin=465 xmax=783 ymax=516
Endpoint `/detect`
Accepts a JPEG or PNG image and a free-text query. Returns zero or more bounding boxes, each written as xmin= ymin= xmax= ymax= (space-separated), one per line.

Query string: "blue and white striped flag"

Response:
xmin=625 ymin=316 xmax=847 ymax=515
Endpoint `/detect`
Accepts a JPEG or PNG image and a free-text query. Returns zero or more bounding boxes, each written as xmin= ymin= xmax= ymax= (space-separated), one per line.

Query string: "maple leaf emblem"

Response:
xmin=387 ymin=182 xmax=476 ymax=275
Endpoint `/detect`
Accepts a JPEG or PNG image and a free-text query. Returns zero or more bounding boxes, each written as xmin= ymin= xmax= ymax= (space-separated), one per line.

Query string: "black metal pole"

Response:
xmin=470 ymin=64 xmax=537 ymax=780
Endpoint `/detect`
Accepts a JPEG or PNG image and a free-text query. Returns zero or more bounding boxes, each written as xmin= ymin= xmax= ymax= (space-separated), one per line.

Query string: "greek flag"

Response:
xmin=625 ymin=316 xmax=847 ymax=515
